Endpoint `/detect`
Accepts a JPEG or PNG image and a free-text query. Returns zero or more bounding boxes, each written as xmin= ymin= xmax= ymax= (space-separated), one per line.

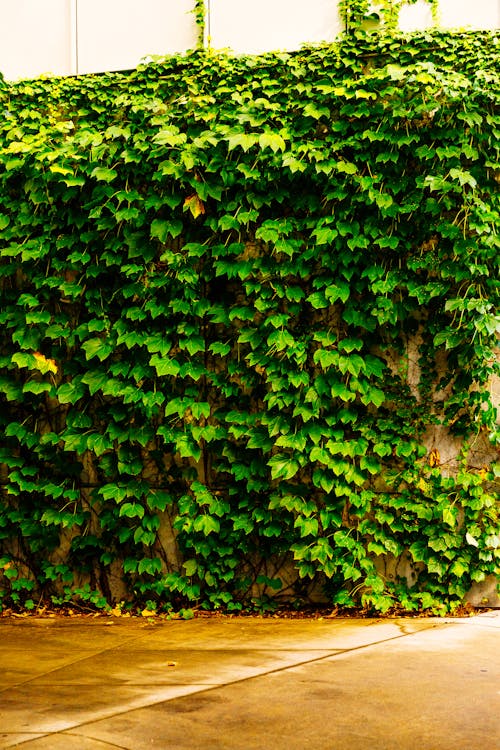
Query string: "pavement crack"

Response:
xmin=45 ymin=623 xmax=445 ymax=736
xmin=63 ymin=731 xmax=130 ymax=749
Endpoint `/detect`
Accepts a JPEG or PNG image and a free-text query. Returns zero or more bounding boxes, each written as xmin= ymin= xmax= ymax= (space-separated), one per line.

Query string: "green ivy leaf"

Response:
xmin=22 ymin=381 xmax=52 ymax=395
xmin=307 ymin=292 xmax=328 ymax=309
xmin=151 ymin=218 xmax=183 ymax=241
xmin=303 ymin=103 xmax=330 ymax=120
xmin=149 ymin=354 xmax=180 ymax=377
xmin=57 ymin=382 xmax=86 ymax=404
xmin=267 ymin=329 xmax=295 ymax=351
xmin=258 ymin=132 xmax=286 ymax=153
xmin=119 ymin=503 xmax=145 ymax=519
xmin=183 ymin=559 xmax=198 ymax=576
xmin=91 ymin=167 xmax=118 ymax=182
xmin=227 ymin=133 xmax=258 ymax=151
xmin=82 ymin=339 xmax=114 ymax=362
xmin=336 ymin=161 xmax=358 ymax=175
xmin=295 ymin=516 xmax=319 ymax=537
xmin=193 ymin=515 xmax=220 ymax=536
xmin=268 ymin=455 xmax=300 ymax=481
xmin=191 ymin=402 xmax=211 ymax=420
xmin=175 ymin=435 xmax=202 ymax=462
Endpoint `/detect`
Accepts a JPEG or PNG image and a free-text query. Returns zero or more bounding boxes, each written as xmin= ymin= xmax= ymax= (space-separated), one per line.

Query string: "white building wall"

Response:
xmin=0 ymin=0 xmax=74 ymax=80
xmin=207 ymin=0 xmax=343 ymax=54
xmin=0 ymin=0 xmax=197 ymax=79
xmin=76 ymin=0 xmax=197 ymax=75
xmin=0 ymin=0 xmax=499 ymax=80
xmin=439 ymin=0 xmax=500 ymax=30
xmin=399 ymin=1 xmax=434 ymax=32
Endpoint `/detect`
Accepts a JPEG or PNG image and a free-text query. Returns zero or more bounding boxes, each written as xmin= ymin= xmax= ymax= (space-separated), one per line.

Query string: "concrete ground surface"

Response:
xmin=0 ymin=611 xmax=498 ymax=749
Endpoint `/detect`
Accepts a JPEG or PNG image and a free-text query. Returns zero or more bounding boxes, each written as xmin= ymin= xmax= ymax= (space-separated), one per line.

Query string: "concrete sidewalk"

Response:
xmin=0 ymin=611 xmax=498 ymax=749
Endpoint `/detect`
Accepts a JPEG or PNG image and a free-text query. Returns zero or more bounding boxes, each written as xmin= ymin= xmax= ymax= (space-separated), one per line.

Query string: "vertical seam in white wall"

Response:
xmin=205 ymin=0 xmax=211 ymax=49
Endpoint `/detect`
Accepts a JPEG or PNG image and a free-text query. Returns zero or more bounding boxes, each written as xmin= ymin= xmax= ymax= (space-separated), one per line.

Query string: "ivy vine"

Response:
xmin=340 ymin=0 xmax=439 ymax=31
xmin=192 ymin=0 xmax=206 ymax=49
xmin=0 ymin=30 xmax=498 ymax=616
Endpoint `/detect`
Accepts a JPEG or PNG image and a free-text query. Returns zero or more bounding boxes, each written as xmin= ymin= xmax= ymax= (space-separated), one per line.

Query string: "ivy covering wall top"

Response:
xmin=0 ymin=29 xmax=498 ymax=615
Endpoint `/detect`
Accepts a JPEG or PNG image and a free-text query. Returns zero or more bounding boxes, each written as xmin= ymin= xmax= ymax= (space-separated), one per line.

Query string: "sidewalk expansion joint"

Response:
xmin=57 ymin=732 xmax=130 ymax=750
xmin=17 ymin=620 xmax=448 ymax=741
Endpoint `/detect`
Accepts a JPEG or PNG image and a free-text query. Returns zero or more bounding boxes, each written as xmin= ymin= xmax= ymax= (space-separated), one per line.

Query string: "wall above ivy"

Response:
xmin=1 ymin=0 xmax=499 ymax=79
xmin=0 ymin=30 xmax=499 ymax=615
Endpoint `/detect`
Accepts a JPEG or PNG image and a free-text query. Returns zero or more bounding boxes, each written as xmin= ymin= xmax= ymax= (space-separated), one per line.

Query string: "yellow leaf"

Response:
xmin=183 ymin=193 xmax=205 ymax=219
xmin=33 ymin=351 xmax=58 ymax=374
xmin=141 ymin=608 xmax=157 ymax=618
xmin=429 ymin=448 xmax=440 ymax=467
xmin=418 ymin=478 xmax=429 ymax=493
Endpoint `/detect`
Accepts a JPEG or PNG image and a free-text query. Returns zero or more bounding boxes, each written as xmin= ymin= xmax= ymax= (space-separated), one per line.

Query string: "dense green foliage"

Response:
xmin=0 ymin=30 xmax=499 ymax=614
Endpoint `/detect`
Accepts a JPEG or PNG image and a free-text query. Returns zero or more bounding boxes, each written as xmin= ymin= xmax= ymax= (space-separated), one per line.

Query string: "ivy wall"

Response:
xmin=0 ymin=30 xmax=499 ymax=614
